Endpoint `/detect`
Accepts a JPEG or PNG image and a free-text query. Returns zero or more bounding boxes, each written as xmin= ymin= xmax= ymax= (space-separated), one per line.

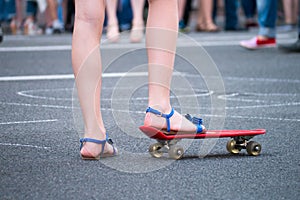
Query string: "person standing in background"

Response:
xmin=0 ymin=22 xmax=3 ymax=43
xmin=45 ymin=0 xmax=64 ymax=35
xmin=178 ymin=0 xmax=187 ymax=31
xmin=105 ymin=0 xmax=145 ymax=43
xmin=240 ymin=0 xmax=277 ymax=49
xmin=279 ymin=1 xmax=300 ymax=52
xmin=241 ymin=0 xmax=257 ymax=28
xmin=213 ymin=0 xmax=252 ymax=31
xmin=196 ymin=0 xmax=219 ymax=32
xmin=281 ymin=0 xmax=298 ymax=31
xmin=0 ymin=0 xmax=22 ymax=34
xmin=23 ymin=0 xmax=43 ymax=35
xmin=10 ymin=0 xmax=23 ymax=34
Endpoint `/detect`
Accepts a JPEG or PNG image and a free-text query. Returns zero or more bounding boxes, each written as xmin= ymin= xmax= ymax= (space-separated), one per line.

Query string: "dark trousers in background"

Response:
xmin=213 ymin=0 xmax=256 ymax=29
xmin=241 ymin=0 xmax=256 ymax=19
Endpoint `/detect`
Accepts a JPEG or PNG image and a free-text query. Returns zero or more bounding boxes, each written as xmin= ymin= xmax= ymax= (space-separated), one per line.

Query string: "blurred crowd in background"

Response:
xmin=0 ymin=0 xmax=298 ymax=43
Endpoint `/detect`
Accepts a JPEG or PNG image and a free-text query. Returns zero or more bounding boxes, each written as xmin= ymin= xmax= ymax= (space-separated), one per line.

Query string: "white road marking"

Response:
xmin=185 ymin=74 xmax=300 ymax=84
xmin=0 ymin=119 xmax=58 ymax=125
xmin=0 ymin=74 xmax=74 ymax=81
xmin=1 ymin=73 xmax=299 ymax=84
xmin=0 ymin=32 xmax=295 ymax=52
xmin=0 ymin=45 xmax=72 ymax=52
xmin=0 ymin=72 xmax=144 ymax=81
xmin=0 ymin=101 xmax=299 ymax=122
xmin=0 ymin=101 xmax=74 ymax=109
xmin=0 ymin=72 xmax=190 ymax=82
xmin=17 ymin=88 xmax=212 ymax=101
xmin=0 ymin=142 xmax=51 ymax=150
xmin=0 ymin=42 xmax=238 ymax=52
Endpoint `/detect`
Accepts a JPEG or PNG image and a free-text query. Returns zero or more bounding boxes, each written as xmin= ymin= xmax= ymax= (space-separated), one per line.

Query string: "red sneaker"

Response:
xmin=240 ymin=37 xmax=276 ymax=50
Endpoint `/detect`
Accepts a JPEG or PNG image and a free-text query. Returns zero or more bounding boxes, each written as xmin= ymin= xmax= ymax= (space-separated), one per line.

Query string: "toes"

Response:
xmin=201 ymin=125 xmax=207 ymax=133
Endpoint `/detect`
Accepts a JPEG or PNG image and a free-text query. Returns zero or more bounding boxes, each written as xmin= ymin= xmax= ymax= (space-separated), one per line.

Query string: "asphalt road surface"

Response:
xmin=0 ymin=29 xmax=299 ymax=200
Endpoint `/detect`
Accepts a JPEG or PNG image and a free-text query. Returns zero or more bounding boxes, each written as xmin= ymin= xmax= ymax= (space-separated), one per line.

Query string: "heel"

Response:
xmin=80 ymin=136 xmax=117 ymax=160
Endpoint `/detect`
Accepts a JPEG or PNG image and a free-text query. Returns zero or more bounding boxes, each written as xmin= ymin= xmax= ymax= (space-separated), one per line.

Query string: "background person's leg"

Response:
xmin=240 ymin=0 xmax=277 ymax=49
xmin=197 ymin=0 xmax=219 ymax=32
xmin=130 ymin=0 xmax=145 ymax=43
xmin=241 ymin=0 xmax=257 ymax=28
xmin=105 ymin=0 xmax=120 ymax=42
xmin=257 ymin=0 xmax=277 ymax=38
xmin=224 ymin=0 xmax=238 ymax=30
xmin=278 ymin=1 xmax=300 ymax=52
xmin=299 ymin=0 xmax=300 ymax=39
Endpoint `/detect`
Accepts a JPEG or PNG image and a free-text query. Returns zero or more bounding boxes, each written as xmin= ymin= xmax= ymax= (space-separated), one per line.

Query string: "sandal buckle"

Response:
xmin=107 ymin=138 xmax=114 ymax=145
xmin=156 ymin=112 xmax=163 ymax=117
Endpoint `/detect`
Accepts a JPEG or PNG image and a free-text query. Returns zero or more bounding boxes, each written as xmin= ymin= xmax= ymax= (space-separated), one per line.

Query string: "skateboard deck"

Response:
xmin=139 ymin=126 xmax=266 ymax=159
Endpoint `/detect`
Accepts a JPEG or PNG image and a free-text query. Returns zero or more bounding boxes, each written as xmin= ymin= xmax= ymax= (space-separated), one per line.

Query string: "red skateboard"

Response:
xmin=139 ymin=126 xmax=266 ymax=159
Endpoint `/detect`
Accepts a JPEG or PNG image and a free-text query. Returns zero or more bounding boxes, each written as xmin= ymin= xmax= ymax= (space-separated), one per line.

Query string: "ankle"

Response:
xmin=84 ymin=127 xmax=106 ymax=140
xmin=132 ymin=19 xmax=144 ymax=27
xmin=148 ymin=103 xmax=172 ymax=114
xmin=257 ymin=35 xmax=274 ymax=40
xmin=107 ymin=19 xmax=119 ymax=27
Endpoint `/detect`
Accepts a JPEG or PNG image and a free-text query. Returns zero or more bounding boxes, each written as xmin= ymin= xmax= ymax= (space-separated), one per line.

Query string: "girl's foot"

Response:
xmin=143 ymin=107 xmax=206 ymax=134
xmin=80 ymin=137 xmax=117 ymax=159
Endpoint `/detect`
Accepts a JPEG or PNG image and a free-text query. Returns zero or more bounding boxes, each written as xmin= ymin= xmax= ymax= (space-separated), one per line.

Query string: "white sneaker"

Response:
xmin=45 ymin=27 xmax=54 ymax=35
xmin=0 ymin=25 xmax=3 ymax=43
xmin=52 ymin=19 xmax=64 ymax=33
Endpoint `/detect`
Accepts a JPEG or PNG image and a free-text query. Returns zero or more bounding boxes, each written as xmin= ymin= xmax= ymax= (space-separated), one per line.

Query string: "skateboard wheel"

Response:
xmin=149 ymin=143 xmax=164 ymax=158
xmin=226 ymin=139 xmax=241 ymax=154
xmin=246 ymin=141 xmax=261 ymax=156
xmin=168 ymin=145 xmax=184 ymax=160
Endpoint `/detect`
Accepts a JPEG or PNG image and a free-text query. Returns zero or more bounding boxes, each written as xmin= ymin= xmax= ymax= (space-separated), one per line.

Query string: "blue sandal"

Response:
xmin=80 ymin=135 xmax=117 ymax=160
xmin=146 ymin=107 xmax=205 ymax=134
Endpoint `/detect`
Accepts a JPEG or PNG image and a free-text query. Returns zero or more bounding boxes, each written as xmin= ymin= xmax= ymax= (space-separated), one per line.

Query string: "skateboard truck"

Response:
xmin=149 ymin=139 xmax=184 ymax=160
xmin=226 ymin=136 xmax=262 ymax=156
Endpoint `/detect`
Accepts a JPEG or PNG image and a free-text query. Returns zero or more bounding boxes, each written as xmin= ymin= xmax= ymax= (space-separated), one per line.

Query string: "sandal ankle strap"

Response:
xmin=146 ymin=107 xmax=174 ymax=132
xmin=80 ymin=136 xmax=116 ymax=155
xmin=80 ymin=138 xmax=106 ymax=150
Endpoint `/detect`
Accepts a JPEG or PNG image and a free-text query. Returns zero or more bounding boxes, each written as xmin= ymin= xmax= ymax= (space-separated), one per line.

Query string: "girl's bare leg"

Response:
xmin=144 ymin=0 xmax=205 ymax=133
xmin=72 ymin=0 xmax=114 ymax=157
xmin=105 ymin=0 xmax=120 ymax=42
